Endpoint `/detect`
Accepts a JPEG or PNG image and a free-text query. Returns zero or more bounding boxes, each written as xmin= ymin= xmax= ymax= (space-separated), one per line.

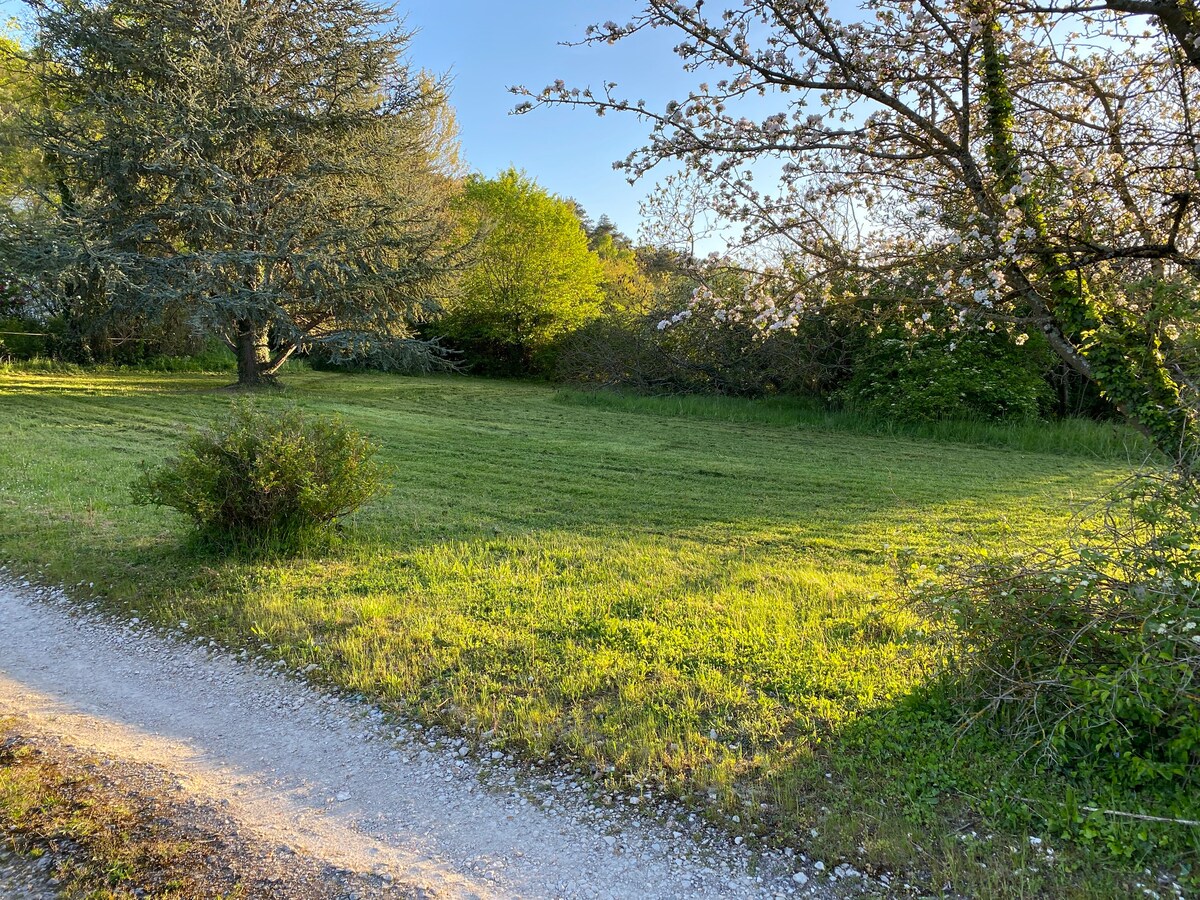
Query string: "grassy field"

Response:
xmin=0 ymin=368 xmax=1171 ymax=896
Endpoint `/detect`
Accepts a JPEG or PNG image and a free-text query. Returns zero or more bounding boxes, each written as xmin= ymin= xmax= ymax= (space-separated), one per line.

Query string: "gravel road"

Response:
xmin=0 ymin=580 xmax=841 ymax=900
xmin=0 ymin=846 xmax=58 ymax=899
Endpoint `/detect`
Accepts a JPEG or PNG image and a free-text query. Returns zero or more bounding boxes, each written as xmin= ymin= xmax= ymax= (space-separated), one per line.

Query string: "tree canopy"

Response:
xmin=7 ymin=0 xmax=470 ymax=385
xmin=0 ymin=33 xmax=38 ymax=198
xmin=440 ymin=169 xmax=602 ymax=372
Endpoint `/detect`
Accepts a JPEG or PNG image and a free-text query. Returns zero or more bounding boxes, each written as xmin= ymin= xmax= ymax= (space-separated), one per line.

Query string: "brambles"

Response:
xmin=132 ymin=401 xmax=387 ymax=550
xmin=908 ymin=471 xmax=1200 ymax=855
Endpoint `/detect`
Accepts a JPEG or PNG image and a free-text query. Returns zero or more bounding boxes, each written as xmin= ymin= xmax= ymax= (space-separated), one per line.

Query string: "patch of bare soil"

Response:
xmin=1 ymin=723 xmax=417 ymax=899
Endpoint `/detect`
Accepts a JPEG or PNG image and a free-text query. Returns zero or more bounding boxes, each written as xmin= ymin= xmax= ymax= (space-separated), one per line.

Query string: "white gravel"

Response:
xmin=0 ymin=846 xmax=59 ymax=899
xmin=0 ymin=580 xmax=845 ymax=900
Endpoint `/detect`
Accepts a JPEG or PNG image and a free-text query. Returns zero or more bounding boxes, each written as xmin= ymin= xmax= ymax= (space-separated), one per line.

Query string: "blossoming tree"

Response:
xmin=517 ymin=0 xmax=1200 ymax=462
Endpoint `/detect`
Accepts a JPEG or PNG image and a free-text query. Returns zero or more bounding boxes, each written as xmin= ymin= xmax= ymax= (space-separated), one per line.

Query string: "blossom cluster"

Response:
xmin=656 ymin=279 xmax=808 ymax=338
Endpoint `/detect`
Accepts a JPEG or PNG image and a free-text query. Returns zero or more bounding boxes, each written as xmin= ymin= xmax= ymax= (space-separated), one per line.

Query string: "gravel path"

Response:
xmin=0 ymin=846 xmax=59 ymax=899
xmin=0 ymin=582 xmax=839 ymax=900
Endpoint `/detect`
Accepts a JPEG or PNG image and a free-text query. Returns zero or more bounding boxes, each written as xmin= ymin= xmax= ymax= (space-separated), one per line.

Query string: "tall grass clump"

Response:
xmin=132 ymin=400 xmax=387 ymax=552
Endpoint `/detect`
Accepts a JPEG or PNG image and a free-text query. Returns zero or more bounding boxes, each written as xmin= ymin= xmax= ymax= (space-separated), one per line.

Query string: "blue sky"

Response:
xmin=399 ymin=1 xmax=692 ymax=238
xmin=3 ymin=0 xmax=702 ymax=239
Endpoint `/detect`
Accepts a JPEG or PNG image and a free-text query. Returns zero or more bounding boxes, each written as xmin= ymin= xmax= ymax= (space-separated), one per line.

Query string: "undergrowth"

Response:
xmin=906 ymin=472 xmax=1200 ymax=867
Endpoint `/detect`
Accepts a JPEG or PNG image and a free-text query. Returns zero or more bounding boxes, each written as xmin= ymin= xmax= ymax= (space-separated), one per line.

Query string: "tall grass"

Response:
xmin=557 ymin=388 xmax=1155 ymax=462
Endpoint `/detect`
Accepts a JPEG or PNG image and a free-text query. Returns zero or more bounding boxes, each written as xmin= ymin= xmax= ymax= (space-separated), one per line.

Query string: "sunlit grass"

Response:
xmin=558 ymin=386 xmax=1155 ymax=462
xmin=0 ymin=368 xmax=1149 ymax=895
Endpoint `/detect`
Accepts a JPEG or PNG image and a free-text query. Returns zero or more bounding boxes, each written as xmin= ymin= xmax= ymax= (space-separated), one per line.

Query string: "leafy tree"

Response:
xmin=576 ymin=205 xmax=662 ymax=318
xmin=0 ymin=33 xmax=38 ymax=198
xmin=591 ymin=232 xmax=659 ymax=319
xmin=518 ymin=1 xmax=1200 ymax=464
xmin=0 ymin=32 xmax=38 ymax=326
xmin=8 ymin=0 xmax=468 ymax=385
xmin=441 ymin=169 xmax=602 ymax=373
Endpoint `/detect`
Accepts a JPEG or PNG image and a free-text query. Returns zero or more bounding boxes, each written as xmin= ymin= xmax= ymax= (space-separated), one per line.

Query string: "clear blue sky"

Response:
xmin=3 ymin=0 xmax=701 ymax=240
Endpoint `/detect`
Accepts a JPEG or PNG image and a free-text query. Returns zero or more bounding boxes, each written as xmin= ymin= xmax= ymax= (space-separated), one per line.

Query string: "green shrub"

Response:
xmin=0 ymin=316 xmax=52 ymax=359
xmin=845 ymin=329 xmax=1050 ymax=422
xmin=557 ymin=305 xmax=858 ymax=398
xmin=133 ymin=401 xmax=388 ymax=549
xmin=908 ymin=472 xmax=1200 ymax=856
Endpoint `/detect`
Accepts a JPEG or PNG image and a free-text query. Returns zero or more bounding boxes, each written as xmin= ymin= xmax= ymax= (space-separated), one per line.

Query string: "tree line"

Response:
xmin=2 ymin=0 xmax=1197 ymax=464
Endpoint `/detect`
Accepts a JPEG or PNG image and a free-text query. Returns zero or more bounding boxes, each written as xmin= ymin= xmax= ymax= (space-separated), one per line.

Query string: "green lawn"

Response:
xmin=0 ymin=369 xmax=1160 ymax=896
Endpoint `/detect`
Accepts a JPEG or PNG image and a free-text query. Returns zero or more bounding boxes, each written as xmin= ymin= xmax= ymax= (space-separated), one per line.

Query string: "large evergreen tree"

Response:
xmin=9 ymin=0 xmax=468 ymax=385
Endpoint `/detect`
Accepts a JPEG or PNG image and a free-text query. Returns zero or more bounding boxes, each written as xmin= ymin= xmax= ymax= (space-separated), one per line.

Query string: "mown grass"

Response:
xmin=558 ymin=387 xmax=1156 ymax=462
xmin=0 ymin=368 xmax=1173 ymax=896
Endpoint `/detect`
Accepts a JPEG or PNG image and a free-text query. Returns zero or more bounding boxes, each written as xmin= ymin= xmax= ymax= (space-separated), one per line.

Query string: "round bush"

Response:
xmin=133 ymin=401 xmax=388 ymax=547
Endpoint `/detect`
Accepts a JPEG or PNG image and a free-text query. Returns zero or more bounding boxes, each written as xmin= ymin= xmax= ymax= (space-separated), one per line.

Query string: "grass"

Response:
xmin=0 ymin=367 xmax=1180 ymax=897
xmin=558 ymin=388 xmax=1156 ymax=462
xmin=0 ymin=719 xmax=216 ymax=898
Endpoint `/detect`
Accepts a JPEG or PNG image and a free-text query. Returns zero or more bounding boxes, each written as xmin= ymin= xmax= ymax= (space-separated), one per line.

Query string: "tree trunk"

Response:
xmin=234 ymin=322 xmax=272 ymax=387
xmin=976 ymin=16 xmax=1198 ymax=467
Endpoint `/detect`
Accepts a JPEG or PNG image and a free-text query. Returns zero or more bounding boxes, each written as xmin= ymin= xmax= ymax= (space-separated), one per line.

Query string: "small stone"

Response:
xmin=335 ymin=792 xmax=351 ymax=802
xmin=792 ymin=873 xmax=808 ymax=886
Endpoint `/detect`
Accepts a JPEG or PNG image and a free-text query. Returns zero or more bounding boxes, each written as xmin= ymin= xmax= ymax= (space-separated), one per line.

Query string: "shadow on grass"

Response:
xmin=762 ymin=676 xmax=1200 ymax=895
xmin=7 ymin=518 xmax=1190 ymax=898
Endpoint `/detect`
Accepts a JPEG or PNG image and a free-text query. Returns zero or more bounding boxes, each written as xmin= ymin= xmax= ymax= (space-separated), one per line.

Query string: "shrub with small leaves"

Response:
xmin=133 ymin=401 xmax=388 ymax=548
xmin=844 ymin=328 xmax=1050 ymax=423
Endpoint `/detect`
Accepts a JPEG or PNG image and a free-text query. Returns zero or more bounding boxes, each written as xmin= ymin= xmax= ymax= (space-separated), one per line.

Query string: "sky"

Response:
xmin=2 ymin=0 xmax=708 ymax=240
xmin=397 ymin=1 xmax=693 ymax=239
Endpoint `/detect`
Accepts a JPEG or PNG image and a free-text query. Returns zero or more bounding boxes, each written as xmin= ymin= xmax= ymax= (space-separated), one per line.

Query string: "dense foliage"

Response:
xmin=908 ymin=472 xmax=1200 ymax=856
xmin=7 ymin=0 xmax=468 ymax=386
xmin=437 ymin=170 xmax=602 ymax=375
xmin=844 ymin=327 xmax=1051 ymax=423
xmin=559 ymin=258 xmax=1077 ymax=422
xmin=132 ymin=401 xmax=387 ymax=548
